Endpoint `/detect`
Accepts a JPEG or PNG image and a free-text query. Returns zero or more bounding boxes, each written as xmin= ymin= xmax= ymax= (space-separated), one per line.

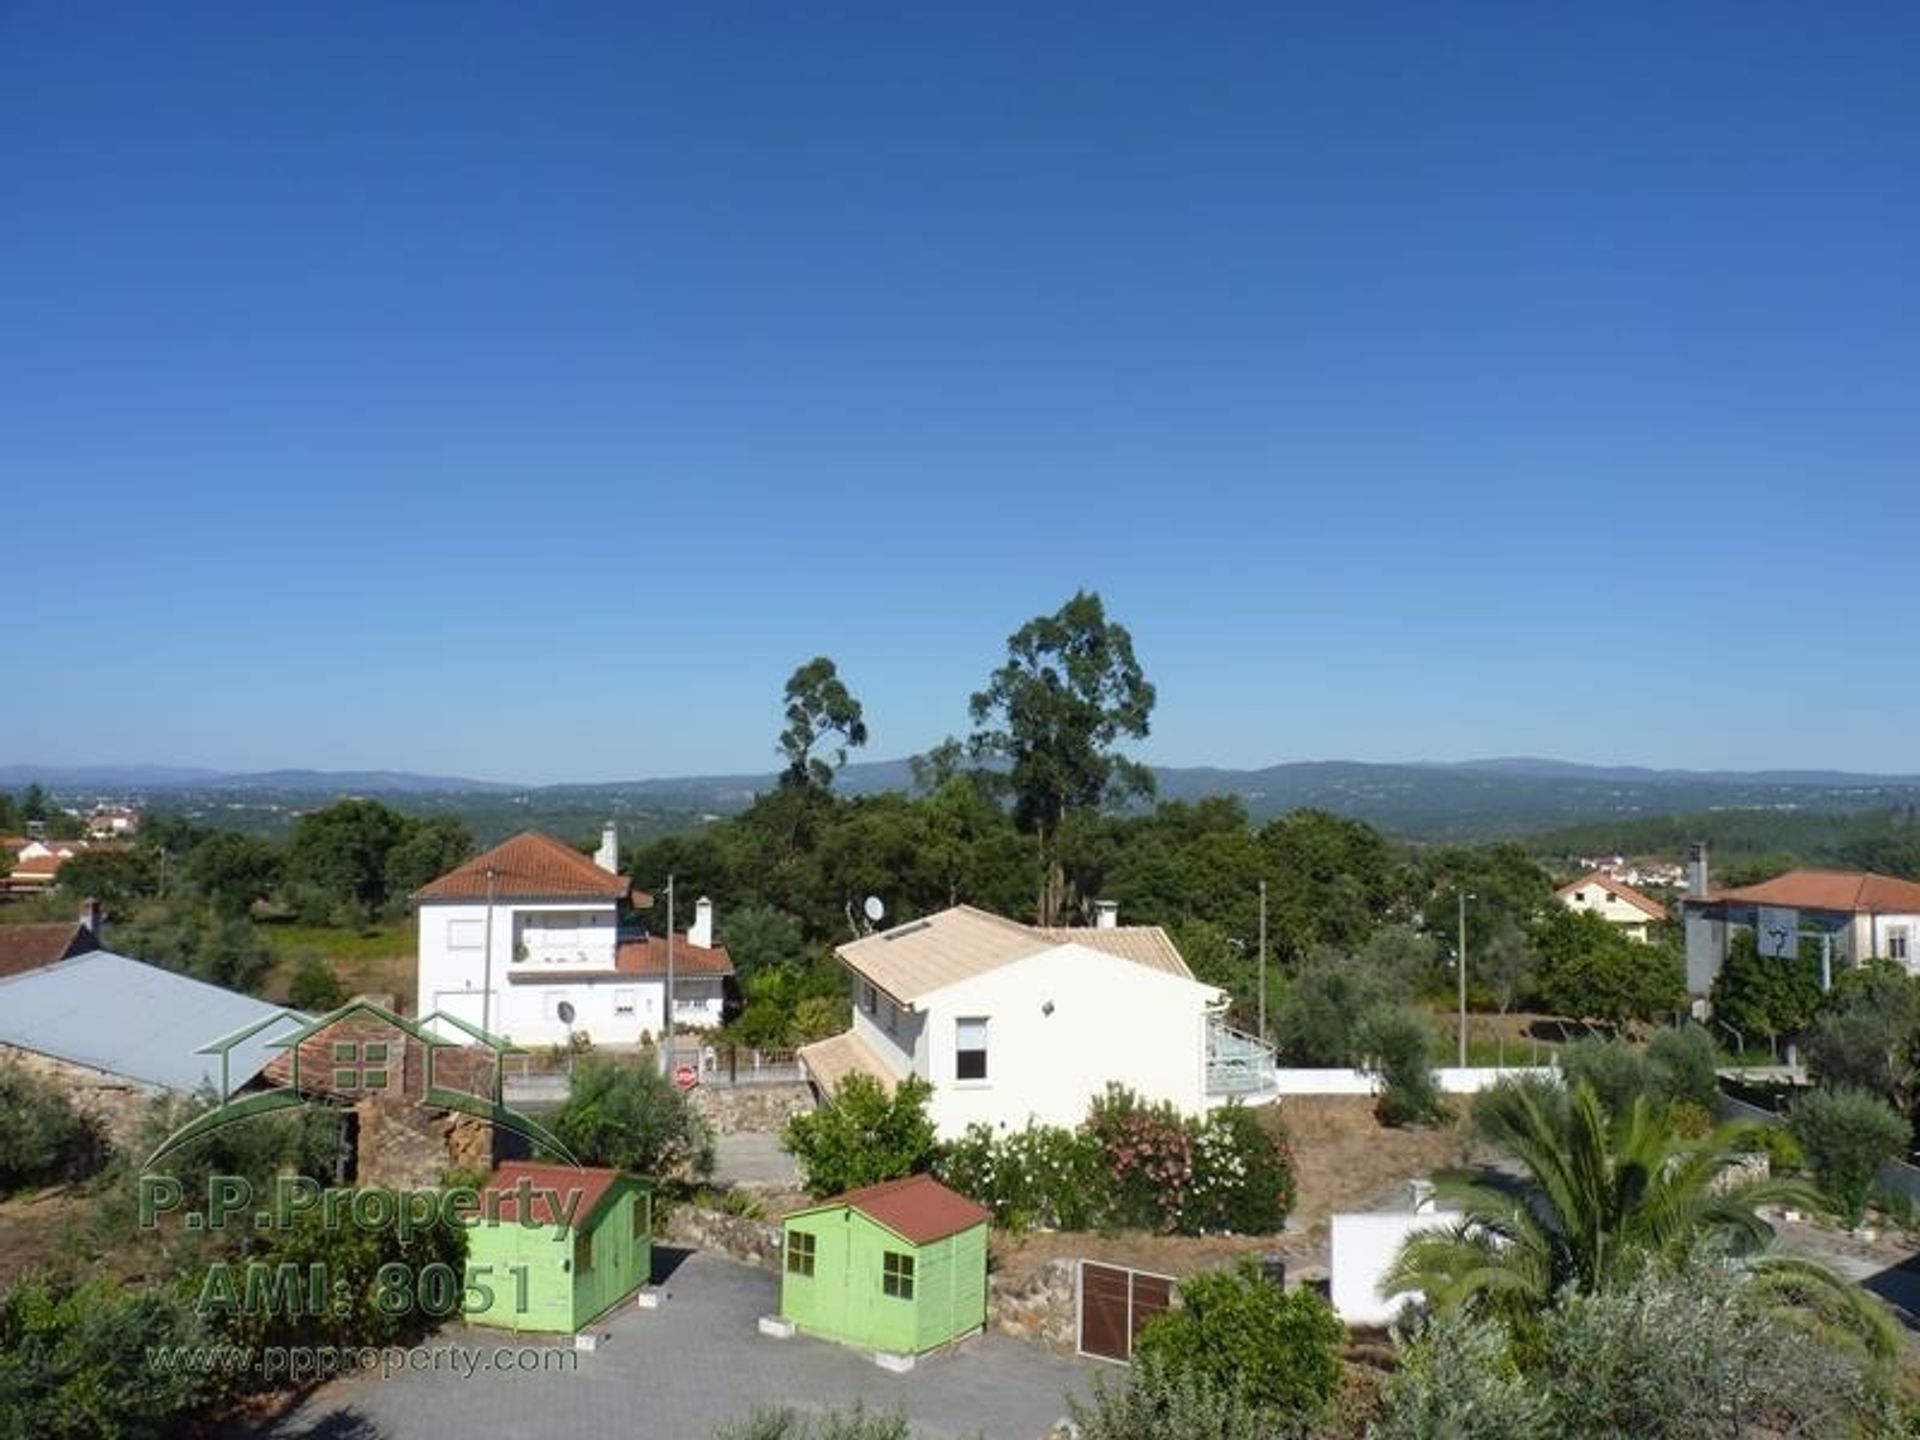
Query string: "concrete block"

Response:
xmin=634 ymin=1289 xmax=663 ymax=1310
xmin=873 ymin=1350 xmax=916 ymax=1373
xmin=574 ymin=1331 xmax=600 ymax=1353
xmin=757 ymin=1315 xmax=796 ymax=1339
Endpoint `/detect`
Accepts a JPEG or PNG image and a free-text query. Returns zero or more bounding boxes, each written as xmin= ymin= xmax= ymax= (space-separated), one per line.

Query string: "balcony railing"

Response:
xmin=1206 ymin=1019 xmax=1278 ymax=1097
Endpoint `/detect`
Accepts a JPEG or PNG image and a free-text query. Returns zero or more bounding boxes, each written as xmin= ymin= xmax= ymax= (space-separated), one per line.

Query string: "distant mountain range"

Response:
xmin=9 ymin=756 xmax=1920 ymax=843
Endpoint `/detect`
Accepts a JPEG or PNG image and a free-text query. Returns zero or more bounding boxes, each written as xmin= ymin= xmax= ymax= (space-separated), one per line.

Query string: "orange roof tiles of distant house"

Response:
xmin=1556 ymin=871 xmax=1668 ymax=921
xmin=1706 ymin=869 xmax=1920 ymax=915
xmin=614 ymin=933 xmax=734 ymax=977
xmin=412 ymin=831 xmax=640 ymax=903
xmin=0 ymin=922 xmax=97 ymax=979
xmin=801 ymin=1174 xmax=990 ymax=1246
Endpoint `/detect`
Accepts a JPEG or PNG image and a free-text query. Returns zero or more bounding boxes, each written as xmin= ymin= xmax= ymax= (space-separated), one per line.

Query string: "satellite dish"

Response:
xmin=863 ymin=895 xmax=886 ymax=924
xmin=557 ymin=1001 xmax=576 ymax=1025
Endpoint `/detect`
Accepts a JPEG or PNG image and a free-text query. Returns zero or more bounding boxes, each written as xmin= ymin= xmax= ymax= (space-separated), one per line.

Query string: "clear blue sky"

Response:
xmin=6 ymin=3 xmax=1916 ymax=783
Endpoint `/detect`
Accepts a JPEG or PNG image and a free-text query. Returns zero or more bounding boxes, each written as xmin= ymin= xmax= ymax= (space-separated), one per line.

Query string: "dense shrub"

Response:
xmin=938 ymin=1091 xmax=1295 ymax=1237
xmin=1644 ymin=1025 xmax=1720 ymax=1111
xmin=937 ymin=1122 xmax=1109 ymax=1232
xmin=0 ymin=1062 xmax=108 ymax=1194
xmin=784 ymin=1075 xmax=937 ymax=1198
xmin=1789 ymin=1087 xmax=1910 ymax=1227
xmin=0 ymin=1277 xmax=213 ymax=1439
xmin=286 ymin=953 xmax=348 ymax=1011
xmin=1067 ymin=1352 xmax=1300 ymax=1440
xmin=1354 ymin=1005 xmax=1443 ymax=1126
xmin=550 ymin=1056 xmax=715 ymax=1181
xmin=1557 ymin=1037 xmax=1650 ymax=1119
xmin=1371 ymin=1309 xmax=1550 ymax=1440
xmin=714 ymin=1402 xmax=910 ymax=1440
xmin=1133 ymin=1263 xmax=1344 ymax=1423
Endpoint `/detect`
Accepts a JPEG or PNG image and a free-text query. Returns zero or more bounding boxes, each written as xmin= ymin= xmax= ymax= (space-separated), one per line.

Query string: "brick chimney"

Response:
xmin=689 ymin=897 xmax=714 ymax=949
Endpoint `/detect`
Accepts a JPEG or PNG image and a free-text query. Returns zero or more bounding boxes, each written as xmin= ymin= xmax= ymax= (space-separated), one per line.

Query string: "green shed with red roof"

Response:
xmin=780 ymin=1174 xmax=990 ymax=1356
xmin=464 ymin=1161 xmax=651 ymax=1333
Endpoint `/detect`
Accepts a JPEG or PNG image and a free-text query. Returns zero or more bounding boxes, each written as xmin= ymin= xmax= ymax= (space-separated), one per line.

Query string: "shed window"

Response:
xmin=882 ymin=1250 xmax=914 ymax=1300
xmin=786 ymin=1230 xmax=816 ymax=1278
xmin=573 ymin=1233 xmax=593 ymax=1275
xmin=955 ymin=1017 xmax=988 ymax=1081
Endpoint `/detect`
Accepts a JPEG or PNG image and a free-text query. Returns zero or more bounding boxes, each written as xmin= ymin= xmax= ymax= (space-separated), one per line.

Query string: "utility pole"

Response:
xmin=664 ymin=873 xmax=676 ymax=1073
xmin=1457 ymin=889 xmax=1472 ymax=1068
xmin=481 ymin=866 xmax=498 ymax=1037
xmin=1257 ymin=879 xmax=1269 ymax=1045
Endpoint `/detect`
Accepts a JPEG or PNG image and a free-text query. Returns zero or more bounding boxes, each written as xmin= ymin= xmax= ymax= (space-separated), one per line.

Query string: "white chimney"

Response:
xmin=1688 ymin=841 xmax=1709 ymax=897
xmin=595 ymin=821 xmax=619 ymax=874
xmin=690 ymin=897 xmax=714 ymax=949
xmin=1094 ymin=899 xmax=1119 ymax=929
xmin=79 ymin=897 xmax=102 ymax=938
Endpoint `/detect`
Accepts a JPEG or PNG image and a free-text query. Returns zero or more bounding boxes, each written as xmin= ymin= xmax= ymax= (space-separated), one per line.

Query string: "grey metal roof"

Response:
xmin=0 ymin=950 xmax=305 ymax=1094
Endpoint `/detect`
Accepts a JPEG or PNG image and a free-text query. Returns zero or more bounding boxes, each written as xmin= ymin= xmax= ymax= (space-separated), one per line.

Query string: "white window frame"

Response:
xmin=955 ymin=1016 xmax=989 ymax=1083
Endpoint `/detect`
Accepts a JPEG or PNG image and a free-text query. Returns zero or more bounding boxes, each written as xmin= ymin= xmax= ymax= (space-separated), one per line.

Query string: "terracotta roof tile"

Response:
xmin=614 ymin=934 xmax=734 ymax=977
xmin=482 ymin=1161 xmax=626 ymax=1228
xmin=413 ymin=831 xmax=636 ymax=902
xmin=1706 ymin=869 xmax=1920 ymax=914
xmin=798 ymin=1174 xmax=990 ymax=1246
xmin=0 ymin=922 xmax=96 ymax=979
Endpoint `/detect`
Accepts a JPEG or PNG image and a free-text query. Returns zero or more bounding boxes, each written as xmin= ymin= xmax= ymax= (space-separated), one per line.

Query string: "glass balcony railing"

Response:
xmin=1205 ymin=1019 xmax=1278 ymax=1096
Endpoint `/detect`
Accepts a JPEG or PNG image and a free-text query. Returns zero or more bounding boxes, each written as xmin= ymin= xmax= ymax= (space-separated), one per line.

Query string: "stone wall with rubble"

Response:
xmin=989 ymin=1258 xmax=1078 ymax=1353
xmin=688 ymin=1081 xmax=815 ymax=1136
xmin=0 ymin=1044 xmax=159 ymax=1147
xmin=353 ymin=1096 xmax=492 ymax=1189
xmin=663 ymin=1203 xmax=784 ymax=1268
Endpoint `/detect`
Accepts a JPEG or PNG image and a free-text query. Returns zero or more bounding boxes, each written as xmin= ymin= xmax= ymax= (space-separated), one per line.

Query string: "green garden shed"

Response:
xmin=465 ymin=1161 xmax=651 ymax=1334
xmin=780 ymin=1174 xmax=991 ymax=1356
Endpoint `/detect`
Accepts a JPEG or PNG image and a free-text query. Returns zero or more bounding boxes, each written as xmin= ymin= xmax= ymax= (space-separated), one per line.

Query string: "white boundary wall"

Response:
xmin=1331 ymin=1209 xmax=1461 ymax=1325
xmin=1271 ymin=1066 xmax=1556 ymax=1097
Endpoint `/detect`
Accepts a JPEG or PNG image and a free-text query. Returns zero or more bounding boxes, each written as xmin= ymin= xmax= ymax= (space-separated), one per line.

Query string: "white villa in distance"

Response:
xmin=412 ymin=827 xmax=732 ymax=1047
xmin=797 ymin=903 xmax=1278 ymax=1140
xmin=1554 ymin=871 xmax=1668 ymax=943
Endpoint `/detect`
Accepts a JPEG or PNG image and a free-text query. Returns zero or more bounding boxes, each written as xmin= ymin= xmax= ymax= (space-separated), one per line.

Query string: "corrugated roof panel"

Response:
xmin=0 ymin=951 xmax=305 ymax=1093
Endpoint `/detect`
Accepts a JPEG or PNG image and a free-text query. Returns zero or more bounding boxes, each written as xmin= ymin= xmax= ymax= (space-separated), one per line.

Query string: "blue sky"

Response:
xmin=5 ymin=3 xmax=1916 ymax=783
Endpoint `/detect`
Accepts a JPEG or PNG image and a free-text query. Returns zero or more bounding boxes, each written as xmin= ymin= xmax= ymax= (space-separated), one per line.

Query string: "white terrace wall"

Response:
xmin=1271 ymin=1066 xmax=1556 ymax=1097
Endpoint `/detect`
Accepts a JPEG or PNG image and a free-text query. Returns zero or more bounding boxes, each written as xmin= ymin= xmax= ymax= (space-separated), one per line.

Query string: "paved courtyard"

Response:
xmin=260 ymin=1250 xmax=1099 ymax=1440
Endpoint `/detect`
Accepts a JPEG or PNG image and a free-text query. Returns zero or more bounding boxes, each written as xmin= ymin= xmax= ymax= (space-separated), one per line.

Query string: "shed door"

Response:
xmin=1077 ymin=1261 xmax=1174 ymax=1363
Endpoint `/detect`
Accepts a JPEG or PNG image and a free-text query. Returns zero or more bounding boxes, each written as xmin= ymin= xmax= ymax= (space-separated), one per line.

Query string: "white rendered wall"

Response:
xmin=915 ymin=944 xmax=1220 ymax=1140
xmin=1330 ymin=1210 xmax=1459 ymax=1326
xmin=417 ymin=898 xmax=617 ymax=1040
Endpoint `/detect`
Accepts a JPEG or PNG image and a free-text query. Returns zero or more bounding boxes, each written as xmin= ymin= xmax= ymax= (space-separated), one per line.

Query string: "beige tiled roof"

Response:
xmin=797 ymin=1029 xmax=902 ymax=1095
xmin=1036 ymin=926 xmax=1194 ymax=978
xmin=1555 ymin=872 xmax=1668 ymax=922
xmin=836 ymin=904 xmax=1194 ymax=1002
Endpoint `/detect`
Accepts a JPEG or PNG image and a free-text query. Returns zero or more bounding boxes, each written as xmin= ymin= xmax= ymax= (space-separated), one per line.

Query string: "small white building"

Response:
xmin=1554 ymin=871 xmax=1668 ymax=943
xmin=797 ymin=905 xmax=1277 ymax=1140
xmin=412 ymin=827 xmax=732 ymax=1047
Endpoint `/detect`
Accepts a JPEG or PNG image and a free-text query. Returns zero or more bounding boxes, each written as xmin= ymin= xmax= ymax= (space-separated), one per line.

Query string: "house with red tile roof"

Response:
xmin=1555 ymin=871 xmax=1668 ymax=942
xmin=412 ymin=825 xmax=732 ymax=1046
xmin=1681 ymin=850 xmax=1920 ymax=998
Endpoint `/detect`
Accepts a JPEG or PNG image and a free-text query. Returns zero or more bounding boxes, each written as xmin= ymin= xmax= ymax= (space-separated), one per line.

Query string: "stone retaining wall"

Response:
xmin=988 ymin=1258 xmax=1078 ymax=1353
xmin=0 ymin=1044 xmax=157 ymax=1146
xmin=689 ymin=1081 xmax=815 ymax=1136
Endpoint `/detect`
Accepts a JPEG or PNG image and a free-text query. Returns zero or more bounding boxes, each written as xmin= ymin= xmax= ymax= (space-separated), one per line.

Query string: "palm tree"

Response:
xmin=1386 ymin=1079 xmax=1896 ymax=1360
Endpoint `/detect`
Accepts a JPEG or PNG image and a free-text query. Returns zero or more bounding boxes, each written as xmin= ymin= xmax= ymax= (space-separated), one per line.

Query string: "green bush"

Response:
xmin=1557 ymin=1037 xmax=1651 ymax=1119
xmin=1789 ymin=1087 xmax=1910 ymax=1228
xmin=1084 ymin=1086 xmax=1198 ymax=1230
xmin=0 ymin=1277 xmax=213 ymax=1438
xmin=1736 ymin=1123 xmax=1804 ymax=1177
xmin=1354 ymin=1005 xmax=1443 ymax=1126
xmin=1644 ymin=1026 xmax=1720 ymax=1112
xmin=550 ymin=1057 xmax=715 ymax=1181
xmin=1133 ymin=1263 xmax=1344 ymax=1423
xmin=1188 ymin=1105 xmax=1297 ymax=1235
xmin=1372 ymin=1309 xmax=1551 ymax=1440
xmin=286 ymin=953 xmax=348 ymax=1011
xmin=783 ymin=1075 xmax=937 ymax=1199
xmin=0 ymin=1062 xmax=108 ymax=1194
xmin=1068 ymin=1352 xmax=1301 ymax=1440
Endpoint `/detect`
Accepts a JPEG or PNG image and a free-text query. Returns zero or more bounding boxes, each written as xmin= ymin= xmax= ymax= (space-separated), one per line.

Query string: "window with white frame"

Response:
xmin=1890 ymin=928 xmax=1910 ymax=963
xmin=955 ymin=1017 xmax=988 ymax=1081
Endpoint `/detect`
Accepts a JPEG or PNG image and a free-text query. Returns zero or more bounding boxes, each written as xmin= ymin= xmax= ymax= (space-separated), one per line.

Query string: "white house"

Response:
xmin=796 ymin=905 xmax=1277 ymax=1139
xmin=1554 ymin=871 xmax=1668 ymax=943
xmin=412 ymin=827 xmax=732 ymax=1047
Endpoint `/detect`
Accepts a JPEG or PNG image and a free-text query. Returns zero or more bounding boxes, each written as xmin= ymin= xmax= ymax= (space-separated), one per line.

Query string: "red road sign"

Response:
xmin=673 ymin=1063 xmax=698 ymax=1091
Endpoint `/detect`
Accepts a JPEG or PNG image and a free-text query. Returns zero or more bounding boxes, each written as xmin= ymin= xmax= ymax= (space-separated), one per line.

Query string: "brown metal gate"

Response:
xmin=1076 ymin=1261 xmax=1175 ymax=1363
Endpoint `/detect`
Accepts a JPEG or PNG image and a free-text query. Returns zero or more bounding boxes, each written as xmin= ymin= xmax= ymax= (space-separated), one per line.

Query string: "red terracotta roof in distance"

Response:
xmin=413 ymin=831 xmax=639 ymax=902
xmin=817 ymin=1174 xmax=991 ymax=1246
xmin=1710 ymin=869 xmax=1920 ymax=914
xmin=615 ymin=934 xmax=735 ymax=976
xmin=482 ymin=1161 xmax=624 ymax=1227
xmin=1555 ymin=872 xmax=1668 ymax=921
xmin=0 ymin=922 xmax=96 ymax=979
